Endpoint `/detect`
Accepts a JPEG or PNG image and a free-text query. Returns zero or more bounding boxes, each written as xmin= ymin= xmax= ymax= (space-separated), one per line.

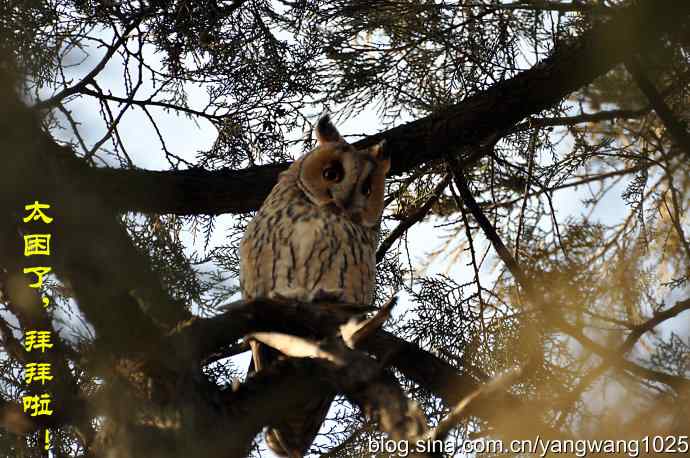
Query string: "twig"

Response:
xmin=426 ymin=367 xmax=523 ymax=442
xmin=515 ymin=128 xmax=538 ymax=262
xmin=376 ymin=175 xmax=451 ymax=262
xmin=34 ymin=18 xmax=145 ymax=109
xmin=623 ymin=298 xmax=690 ymax=351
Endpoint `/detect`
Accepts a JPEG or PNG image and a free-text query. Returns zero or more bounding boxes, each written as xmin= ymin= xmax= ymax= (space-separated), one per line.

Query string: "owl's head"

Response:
xmin=295 ymin=115 xmax=390 ymax=227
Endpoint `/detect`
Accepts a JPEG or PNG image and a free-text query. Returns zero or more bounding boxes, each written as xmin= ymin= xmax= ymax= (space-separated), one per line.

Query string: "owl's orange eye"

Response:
xmin=322 ymin=162 xmax=344 ymax=182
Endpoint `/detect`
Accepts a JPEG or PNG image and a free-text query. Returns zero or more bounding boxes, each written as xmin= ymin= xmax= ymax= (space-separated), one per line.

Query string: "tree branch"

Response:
xmin=509 ymin=108 xmax=649 ymax=134
xmin=162 ymin=298 xmax=563 ymax=439
xmin=625 ymin=57 xmax=690 ymax=156
xmin=53 ymin=0 xmax=690 ymax=215
xmin=0 ymin=63 xmax=189 ymax=358
xmin=120 ymin=302 xmax=432 ymax=457
xmin=220 ymin=355 xmax=429 ymax=458
xmin=463 ymin=1 xmax=613 ymax=14
xmin=447 ymin=155 xmax=690 ymax=394
xmin=34 ymin=18 xmax=145 ymax=110
xmin=623 ymin=298 xmax=690 ymax=351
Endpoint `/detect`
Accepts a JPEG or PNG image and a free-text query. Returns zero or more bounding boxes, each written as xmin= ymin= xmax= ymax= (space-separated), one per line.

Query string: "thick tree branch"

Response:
xmin=464 ymin=1 xmax=612 ymax=14
xmin=162 ymin=298 xmax=563 ymax=439
xmin=84 ymin=359 xmax=341 ymax=458
xmin=54 ymin=0 xmax=690 ymax=215
xmin=115 ymin=303 xmax=432 ymax=457
xmin=221 ymin=355 xmax=429 ymax=458
xmin=0 ymin=64 xmax=189 ymax=358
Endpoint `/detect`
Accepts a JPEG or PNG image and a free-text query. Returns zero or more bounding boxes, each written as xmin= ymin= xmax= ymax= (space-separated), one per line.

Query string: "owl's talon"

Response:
xmin=269 ymin=288 xmax=310 ymax=303
xmin=309 ymin=288 xmax=345 ymax=302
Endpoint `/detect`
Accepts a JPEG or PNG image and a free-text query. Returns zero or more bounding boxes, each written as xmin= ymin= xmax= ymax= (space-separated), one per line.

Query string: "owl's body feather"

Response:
xmin=240 ymin=169 xmax=377 ymax=305
xmin=239 ymin=116 xmax=389 ymax=457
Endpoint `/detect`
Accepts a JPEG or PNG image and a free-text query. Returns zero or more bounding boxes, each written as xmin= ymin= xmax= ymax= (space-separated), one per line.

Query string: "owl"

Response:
xmin=239 ymin=115 xmax=390 ymax=457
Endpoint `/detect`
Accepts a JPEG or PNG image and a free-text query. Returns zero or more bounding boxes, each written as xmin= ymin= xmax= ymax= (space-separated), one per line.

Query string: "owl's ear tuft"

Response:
xmin=370 ymin=139 xmax=389 ymax=161
xmin=315 ymin=114 xmax=345 ymax=145
xmin=370 ymin=140 xmax=390 ymax=175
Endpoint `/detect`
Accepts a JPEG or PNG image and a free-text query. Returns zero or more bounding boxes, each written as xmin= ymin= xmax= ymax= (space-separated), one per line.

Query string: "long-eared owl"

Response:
xmin=239 ymin=115 xmax=390 ymax=457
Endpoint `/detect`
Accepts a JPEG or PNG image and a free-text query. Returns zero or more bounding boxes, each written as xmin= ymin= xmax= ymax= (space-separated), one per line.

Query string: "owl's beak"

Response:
xmin=336 ymin=189 xmax=356 ymax=210
xmin=332 ymin=198 xmax=347 ymax=211
xmin=326 ymin=200 xmax=344 ymax=214
xmin=328 ymin=197 xmax=362 ymax=223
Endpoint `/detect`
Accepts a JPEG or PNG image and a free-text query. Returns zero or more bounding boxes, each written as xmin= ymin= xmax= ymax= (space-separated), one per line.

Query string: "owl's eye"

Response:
xmin=322 ymin=162 xmax=344 ymax=182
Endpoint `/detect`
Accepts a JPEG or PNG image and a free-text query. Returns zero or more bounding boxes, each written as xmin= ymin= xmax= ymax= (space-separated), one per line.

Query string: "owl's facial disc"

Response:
xmin=296 ymin=115 xmax=390 ymax=227
xmin=303 ymin=150 xmax=381 ymax=226
xmin=318 ymin=150 xmax=362 ymax=211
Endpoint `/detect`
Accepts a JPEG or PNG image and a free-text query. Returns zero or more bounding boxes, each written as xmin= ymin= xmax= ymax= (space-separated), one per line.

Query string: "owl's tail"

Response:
xmin=265 ymin=393 xmax=333 ymax=457
xmin=249 ymin=341 xmax=333 ymax=457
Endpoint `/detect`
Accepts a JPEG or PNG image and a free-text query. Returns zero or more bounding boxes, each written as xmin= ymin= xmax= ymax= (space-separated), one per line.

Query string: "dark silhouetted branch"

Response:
xmin=34 ymin=18 xmax=146 ymax=110
xmin=48 ymin=0 xmax=690 ymax=215
xmin=509 ymin=108 xmax=649 ymax=134
xmin=626 ymin=57 xmax=690 ymax=156
xmin=162 ymin=298 xmax=563 ymax=439
xmin=0 ymin=64 xmax=189 ymax=358
xmin=463 ymin=1 xmax=613 ymax=14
